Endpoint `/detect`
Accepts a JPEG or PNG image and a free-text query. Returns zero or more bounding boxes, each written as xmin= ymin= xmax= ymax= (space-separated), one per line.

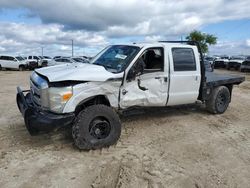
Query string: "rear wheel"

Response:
xmin=19 ymin=65 xmax=25 ymax=71
xmin=206 ymin=86 xmax=230 ymax=114
xmin=72 ymin=104 xmax=121 ymax=150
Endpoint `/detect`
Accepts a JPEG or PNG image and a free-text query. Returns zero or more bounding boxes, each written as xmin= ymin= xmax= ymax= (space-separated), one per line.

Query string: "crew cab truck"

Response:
xmin=17 ymin=41 xmax=245 ymax=150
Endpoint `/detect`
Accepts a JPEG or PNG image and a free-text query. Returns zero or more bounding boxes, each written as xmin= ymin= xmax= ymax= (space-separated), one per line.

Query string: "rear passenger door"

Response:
xmin=167 ymin=47 xmax=201 ymax=106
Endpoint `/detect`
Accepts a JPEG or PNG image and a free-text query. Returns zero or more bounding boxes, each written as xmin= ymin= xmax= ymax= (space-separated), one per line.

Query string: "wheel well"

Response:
xmin=75 ymin=95 xmax=111 ymax=115
xmin=19 ymin=64 xmax=25 ymax=68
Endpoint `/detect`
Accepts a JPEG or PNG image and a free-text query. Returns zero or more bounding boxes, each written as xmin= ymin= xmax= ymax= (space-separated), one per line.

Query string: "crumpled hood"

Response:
xmin=35 ymin=63 xmax=122 ymax=82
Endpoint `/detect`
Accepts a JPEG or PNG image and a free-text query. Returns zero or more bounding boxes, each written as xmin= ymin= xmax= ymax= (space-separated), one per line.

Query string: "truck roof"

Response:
xmin=114 ymin=42 xmax=197 ymax=49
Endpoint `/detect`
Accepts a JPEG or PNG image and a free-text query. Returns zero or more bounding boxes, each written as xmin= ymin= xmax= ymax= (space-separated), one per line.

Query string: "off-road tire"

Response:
xmin=72 ymin=104 xmax=121 ymax=150
xmin=206 ymin=86 xmax=230 ymax=114
xmin=19 ymin=65 xmax=25 ymax=71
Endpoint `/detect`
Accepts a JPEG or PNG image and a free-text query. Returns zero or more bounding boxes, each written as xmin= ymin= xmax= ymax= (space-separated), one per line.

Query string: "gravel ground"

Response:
xmin=0 ymin=69 xmax=250 ymax=188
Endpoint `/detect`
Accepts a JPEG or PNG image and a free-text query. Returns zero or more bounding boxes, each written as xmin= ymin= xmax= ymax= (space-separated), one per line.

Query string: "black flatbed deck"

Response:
xmin=205 ymin=71 xmax=245 ymax=87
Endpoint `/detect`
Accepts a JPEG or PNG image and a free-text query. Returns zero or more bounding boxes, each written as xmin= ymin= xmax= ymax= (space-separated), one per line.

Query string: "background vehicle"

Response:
xmin=39 ymin=56 xmax=52 ymax=67
xmin=227 ymin=56 xmax=246 ymax=70
xmin=213 ymin=55 xmax=229 ymax=68
xmin=240 ymin=56 xmax=250 ymax=72
xmin=204 ymin=60 xmax=214 ymax=72
xmin=48 ymin=57 xmax=77 ymax=66
xmin=71 ymin=57 xmax=89 ymax=63
xmin=0 ymin=55 xmax=28 ymax=71
xmin=27 ymin=56 xmax=47 ymax=67
xmin=17 ymin=41 xmax=245 ymax=150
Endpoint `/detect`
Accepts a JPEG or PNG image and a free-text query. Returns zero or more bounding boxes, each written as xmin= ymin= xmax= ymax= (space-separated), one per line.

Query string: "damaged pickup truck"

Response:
xmin=17 ymin=41 xmax=245 ymax=150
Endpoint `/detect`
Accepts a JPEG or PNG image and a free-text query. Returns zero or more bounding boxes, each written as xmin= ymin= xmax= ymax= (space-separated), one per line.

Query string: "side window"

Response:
xmin=28 ymin=56 xmax=32 ymax=59
xmin=142 ymin=48 xmax=164 ymax=72
xmin=1 ymin=56 xmax=8 ymax=60
xmin=172 ymin=48 xmax=196 ymax=71
xmin=7 ymin=56 xmax=15 ymax=61
xmin=34 ymin=56 xmax=39 ymax=60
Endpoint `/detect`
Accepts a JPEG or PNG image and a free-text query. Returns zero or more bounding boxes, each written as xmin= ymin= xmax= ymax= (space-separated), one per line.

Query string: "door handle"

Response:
xmin=155 ymin=76 xmax=168 ymax=82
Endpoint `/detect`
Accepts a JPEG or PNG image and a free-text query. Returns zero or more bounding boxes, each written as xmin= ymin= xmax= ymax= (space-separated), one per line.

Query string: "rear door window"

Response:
xmin=172 ymin=48 xmax=196 ymax=71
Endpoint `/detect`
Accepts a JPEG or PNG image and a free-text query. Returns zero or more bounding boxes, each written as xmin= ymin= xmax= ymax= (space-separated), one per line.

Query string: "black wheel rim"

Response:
xmin=217 ymin=93 xmax=227 ymax=111
xmin=89 ymin=117 xmax=111 ymax=139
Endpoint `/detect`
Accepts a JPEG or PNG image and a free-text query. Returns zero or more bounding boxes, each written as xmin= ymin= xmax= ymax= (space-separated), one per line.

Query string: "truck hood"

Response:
xmin=35 ymin=63 xmax=123 ymax=82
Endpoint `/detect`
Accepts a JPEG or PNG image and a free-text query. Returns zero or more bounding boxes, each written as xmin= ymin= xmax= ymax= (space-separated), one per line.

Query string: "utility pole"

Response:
xmin=41 ymin=47 xmax=44 ymax=56
xmin=71 ymin=39 xmax=74 ymax=57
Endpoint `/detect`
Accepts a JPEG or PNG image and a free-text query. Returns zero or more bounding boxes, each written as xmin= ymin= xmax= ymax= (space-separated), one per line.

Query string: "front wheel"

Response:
xmin=72 ymin=105 xmax=121 ymax=150
xmin=206 ymin=86 xmax=231 ymax=114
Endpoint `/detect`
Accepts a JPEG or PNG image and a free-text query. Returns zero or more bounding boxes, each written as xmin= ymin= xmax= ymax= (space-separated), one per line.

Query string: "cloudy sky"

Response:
xmin=0 ymin=0 xmax=250 ymax=56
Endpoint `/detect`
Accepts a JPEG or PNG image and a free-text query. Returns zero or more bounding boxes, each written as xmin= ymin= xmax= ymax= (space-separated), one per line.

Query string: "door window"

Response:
xmin=142 ymin=48 xmax=164 ymax=72
xmin=172 ymin=48 xmax=196 ymax=71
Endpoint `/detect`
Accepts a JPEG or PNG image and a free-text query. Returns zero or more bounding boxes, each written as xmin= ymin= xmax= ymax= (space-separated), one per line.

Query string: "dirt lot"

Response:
xmin=0 ymin=69 xmax=250 ymax=188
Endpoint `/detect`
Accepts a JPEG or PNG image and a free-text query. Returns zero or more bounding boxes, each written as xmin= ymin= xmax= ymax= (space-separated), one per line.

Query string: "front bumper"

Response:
xmin=16 ymin=87 xmax=75 ymax=135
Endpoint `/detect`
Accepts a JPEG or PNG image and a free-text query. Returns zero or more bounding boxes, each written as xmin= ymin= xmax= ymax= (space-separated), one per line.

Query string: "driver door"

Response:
xmin=119 ymin=47 xmax=169 ymax=108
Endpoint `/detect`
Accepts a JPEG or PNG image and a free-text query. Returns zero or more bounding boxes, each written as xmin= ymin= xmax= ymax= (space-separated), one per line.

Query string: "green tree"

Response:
xmin=186 ymin=30 xmax=217 ymax=53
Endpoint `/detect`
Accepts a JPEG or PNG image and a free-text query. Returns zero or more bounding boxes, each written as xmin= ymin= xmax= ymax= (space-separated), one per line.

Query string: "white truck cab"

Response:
xmin=17 ymin=41 xmax=245 ymax=150
xmin=0 ymin=55 xmax=28 ymax=70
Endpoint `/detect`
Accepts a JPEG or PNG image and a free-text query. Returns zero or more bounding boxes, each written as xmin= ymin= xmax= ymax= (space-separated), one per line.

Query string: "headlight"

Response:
xmin=48 ymin=86 xmax=73 ymax=113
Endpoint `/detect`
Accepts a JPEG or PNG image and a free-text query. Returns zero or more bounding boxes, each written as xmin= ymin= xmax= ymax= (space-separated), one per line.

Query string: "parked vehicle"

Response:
xmin=0 ymin=55 xmax=28 ymax=71
xmin=240 ymin=56 xmax=250 ymax=72
xmin=204 ymin=60 xmax=214 ymax=72
xmin=204 ymin=56 xmax=215 ymax=71
xmin=48 ymin=57 xmax=76 ymax=66
xmin=71 ymin=57 xmax=89 ymax=63
xmin=27 ymin=56 xmax=48 ymax=67
xmin=17 ymin=41 xmax=245 ymax=150
xmin=39 ymin=56 xmax=52 ymax=67
xmin=213 ymin=55 xmax=230 ymax=68
xmin=227 ymin=56 xmax=246 ymax=70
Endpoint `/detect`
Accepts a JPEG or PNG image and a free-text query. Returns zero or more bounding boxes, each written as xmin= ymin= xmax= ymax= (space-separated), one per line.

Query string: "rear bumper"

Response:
xmin=16 ymin=87 xmax=75 ymax=134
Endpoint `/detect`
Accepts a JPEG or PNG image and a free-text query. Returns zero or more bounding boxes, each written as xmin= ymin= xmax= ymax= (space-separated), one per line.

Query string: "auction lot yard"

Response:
xmin=0 ymin=69 xmax=250 ymax=188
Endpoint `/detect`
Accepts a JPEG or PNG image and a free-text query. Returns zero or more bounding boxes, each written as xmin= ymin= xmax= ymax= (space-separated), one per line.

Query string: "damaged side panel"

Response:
xmin=63 ymin=81 xmax=122 ymax=113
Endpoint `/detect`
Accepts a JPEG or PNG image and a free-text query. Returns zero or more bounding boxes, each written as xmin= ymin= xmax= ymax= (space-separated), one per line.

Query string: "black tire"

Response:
xmin=19 ymin=65 xmax=25 ymax=71
xmin=72 ymin=104 xmax=121 ymax=150
xmin=206 ymin=86 xmax=230 ymax=114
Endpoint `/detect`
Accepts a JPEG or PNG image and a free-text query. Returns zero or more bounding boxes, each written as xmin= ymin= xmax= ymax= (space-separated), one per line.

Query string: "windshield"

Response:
xmin=15 ymin=56 xmax=24 ymax=61
xmin=91 ymin=45 xmax=141 ymax=73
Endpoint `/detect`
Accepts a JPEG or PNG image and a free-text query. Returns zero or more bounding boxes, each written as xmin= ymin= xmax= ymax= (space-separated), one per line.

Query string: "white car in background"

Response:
xmin=48 ymin=57 xmax=77 ymax=66
xmin=71 ymin=57 xmax=89 ymax=63
xmin=0 ymin=55 xmax=28 ymax=71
